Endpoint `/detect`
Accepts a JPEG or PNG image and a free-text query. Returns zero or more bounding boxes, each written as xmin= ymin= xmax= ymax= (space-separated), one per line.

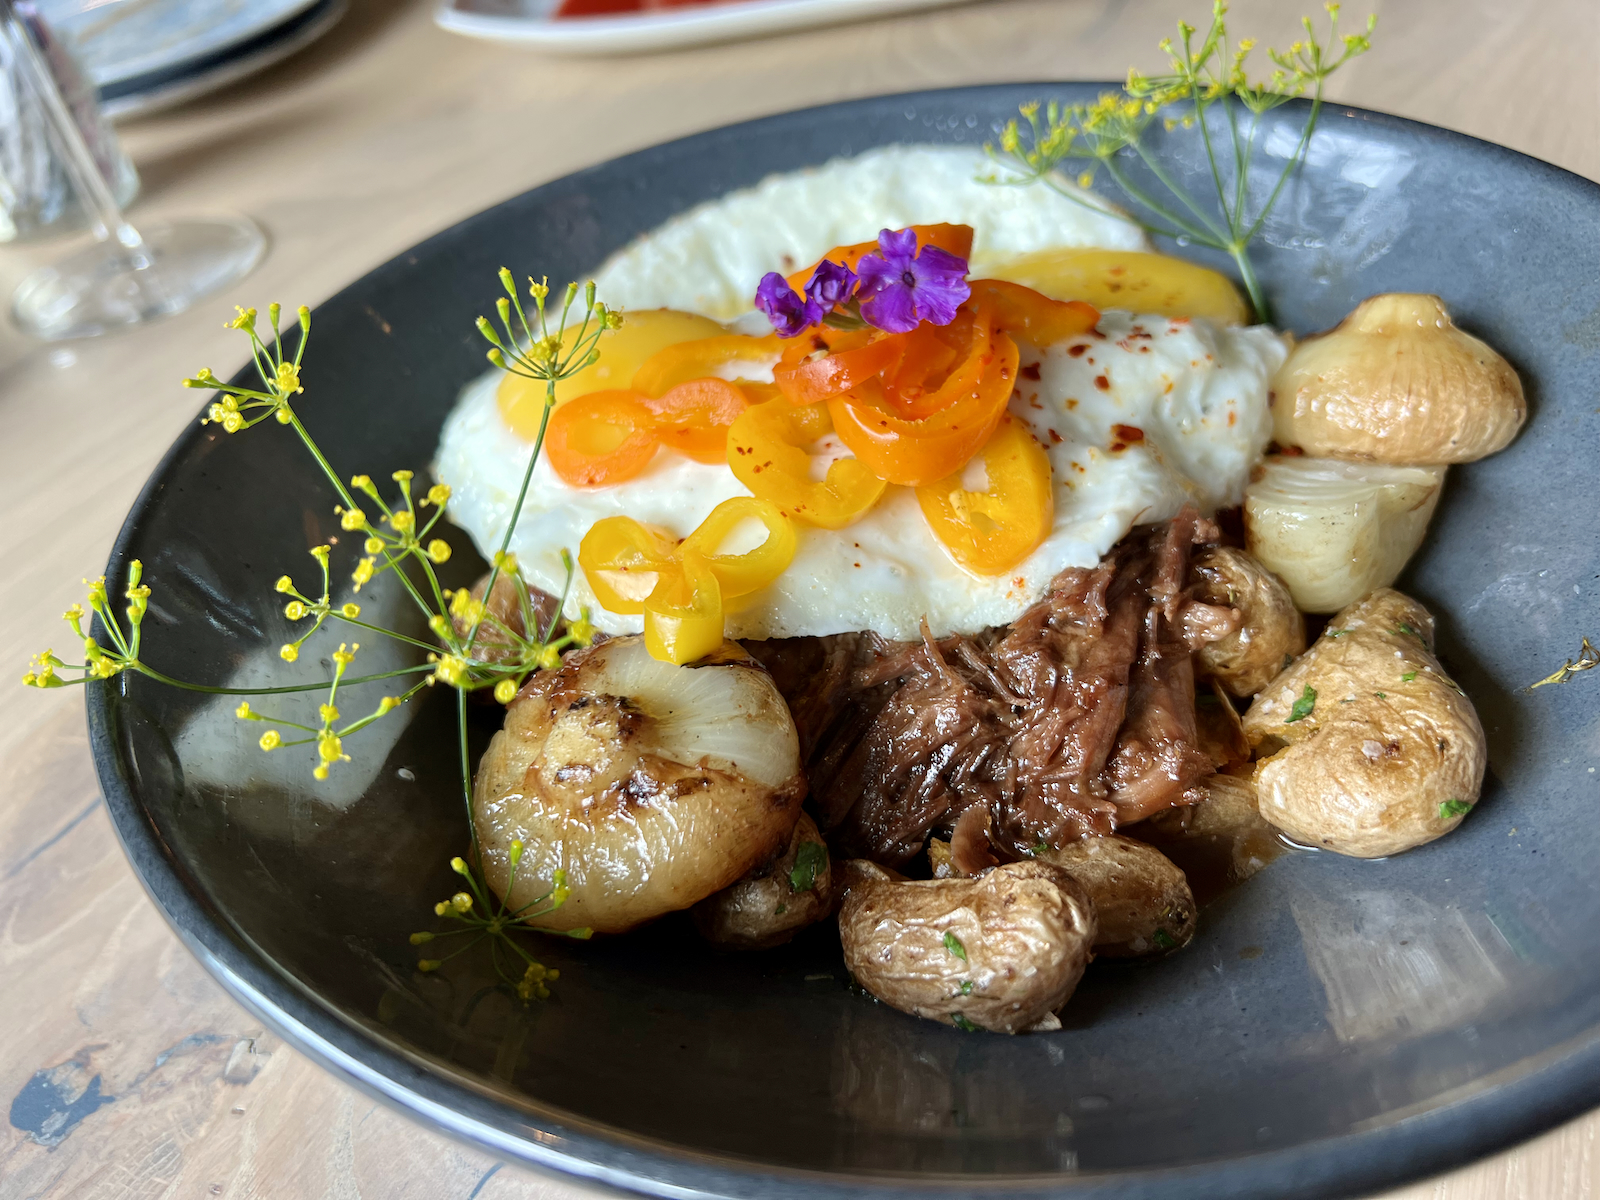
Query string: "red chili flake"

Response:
xmin=1227 ymin=411 xmax=1237 ymax=427
xmin=1067 ymin=344 xmax=1088 ymax=358
xmin=1066 ymin=398 xmax=1078 ymax=410
xmin=1093 ymin=375 xmax=1111 ymax=391
xmin=1021 ymin=362 xmax=1042 ymax=380
xmin=1048 ymin=429 xmax=1063 ymax=444
xmin=1109 ymin=424 xmax=1145 ymax=452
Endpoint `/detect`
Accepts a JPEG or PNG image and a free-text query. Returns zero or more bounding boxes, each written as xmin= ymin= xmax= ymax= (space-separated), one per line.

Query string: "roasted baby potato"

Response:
xmin=1241 ymin=589 xmax=1486 ymax=859
xmin=1271 ymin=294 xmax=1524 ymax=464
xmin=693 ymin=812 xmax=832 ymax=950
xmin=837 ymin=860 xmax=1096 ymax=1034
xmin=1135 ymin=774 xmax=1283 ymax=898
xmin=1190 ymin=546 xmax=1307 ymax=697
xmin=473 ymin=636 xmax=804 ymax=933
xmin=1244 ymin=455 xmax=1446 ymax=613
xmin=1037 ymin=835 xmax=1196 ymax=957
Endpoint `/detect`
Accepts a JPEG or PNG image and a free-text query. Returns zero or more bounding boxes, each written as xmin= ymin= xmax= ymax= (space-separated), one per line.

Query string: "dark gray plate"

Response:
xmin=89 ymin=85 xmax=1600 ymax=1199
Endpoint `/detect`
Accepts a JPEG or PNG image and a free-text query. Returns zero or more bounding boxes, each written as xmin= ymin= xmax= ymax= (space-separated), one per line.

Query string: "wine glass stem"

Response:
xmin=1 ymin=0 xmax=143 ymax=251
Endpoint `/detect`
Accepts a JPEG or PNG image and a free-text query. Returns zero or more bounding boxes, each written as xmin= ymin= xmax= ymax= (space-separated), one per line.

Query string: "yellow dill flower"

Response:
xmin=352 ymin=557 xmax=376 ymax=589
xmin=388 ymin=510 xmax=415 ymax=534
xmin=274 ymin=362 xmax=301 ymax=395
xmin=332 ymin=642 xmax=357 ymax=667
xmin=275 ymin=575 xmax=294 ymax=593
xmin=426 ymin=539 xmax=451 ymax=564
xmin=319 ymin=703 xmax=340 ymax=723
xmin=391 ymin=469 xmax=414 ymax=484
xmin=568 ymin=616 xmax=595 ymax=647
xmin=427 ymin=614 xmax=450 ymax=638
xmin=284 ymin=600 xmax=306 ymax=620
xmin=340 ymin=602 xmax=360 ymax=619
xmin=350 ymin=474 xmax=374 ymax=494
xmin=317 ymin=730 xmax=344 ymax=763
xmin=538 ymin=645 xmax=562 ymax=671
xmin=310 ymin=545 xmax=331 ymax=566
xmin=377 ymin=695 xmax=401 ymax=714
xmin=235 ymin=701 xmax=253 ymax=719
xmin=433 ymin=655 xmax=468 ymax=686
xmin=364 ymin=537 xmax=383 ymax=554
xmin=451 ymin=892 xmax=473 ymax=913
xmin=424 ymin=484 xmax=451 ymax=507
xmin=280 ymin=644 xmax=299 ymax=662
xmin=339 ymin=507 xmax=366 ymax=532
xmin=493 ymin=678 xmax=517 ymax=704
xmin=258 ymin=730 xmax=281 ymax=751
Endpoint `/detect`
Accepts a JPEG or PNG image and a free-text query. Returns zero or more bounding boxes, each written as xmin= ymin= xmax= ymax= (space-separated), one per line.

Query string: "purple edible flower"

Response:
xmin=755 ymin=271 xmax=820 ymax=338
xmin=805 ymin=259 xmax=859 ymax=312
xmin=855 ymin=228 xmax=971 ymax=334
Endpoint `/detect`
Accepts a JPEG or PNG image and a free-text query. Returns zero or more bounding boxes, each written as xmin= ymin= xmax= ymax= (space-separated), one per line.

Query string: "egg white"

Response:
xmin=435 ymin=145 xmax=1287 ymax=641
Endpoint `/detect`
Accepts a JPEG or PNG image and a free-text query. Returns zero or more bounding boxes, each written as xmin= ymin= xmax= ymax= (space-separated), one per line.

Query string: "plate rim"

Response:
xmin=434 ymin=0 xmax=977 ymax=55
xmin=87 ymin=82 xmax=1600 ymax=1199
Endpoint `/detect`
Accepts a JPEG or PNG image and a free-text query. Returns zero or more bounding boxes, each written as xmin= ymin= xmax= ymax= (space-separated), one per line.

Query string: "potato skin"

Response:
xmin=1037 ymin=835 xmax=1195 ymax=957
xmin=1270 ymin=293 xmax=1525 ymax=464
xmin=693 ymin=812 xmax=832 ymax=950
xmin=1134 ymin=774 xmax=1284 ymax=898
xmin=1241 ymin=589 xmax=1486 ymax=858
xmin=837 ymin=860 xmax=1096 ymax=1034
xmin=1190 ymin=547 xmax=1307 ymax=697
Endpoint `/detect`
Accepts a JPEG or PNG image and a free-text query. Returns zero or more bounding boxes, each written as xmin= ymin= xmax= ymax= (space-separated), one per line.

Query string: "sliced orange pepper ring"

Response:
xmin=641 ymin=377 xmax=749 ymax=464
xmin=916 ymin=414 xmax=1055 ymax=575
xmin=631 ymin=333 xmax=782 ymax=398
xmin=545 ymin=391 xmax=660 ymax=487
xmin=785 ymin=223 xmax=975 ymax=292
xmin=967 ymin=278 xmax=1101 ymax=347
xmin=827 ymin=305 xmax=1020 ymax=488
xmin=727 ymin=396 xmax=887 ymax=529
xmin=774 ymin=333 xmax=904 ymax=406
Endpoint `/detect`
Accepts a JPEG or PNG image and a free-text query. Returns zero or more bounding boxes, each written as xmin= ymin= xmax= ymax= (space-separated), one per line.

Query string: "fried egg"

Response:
xmin=435 ymin=146 xmax=1288 ymax=641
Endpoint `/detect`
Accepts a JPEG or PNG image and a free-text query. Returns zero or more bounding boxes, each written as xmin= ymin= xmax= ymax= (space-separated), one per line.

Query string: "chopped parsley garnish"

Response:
xmin=1440 ymin=799 xmax=1474 ymax=820
xmin=789 ymin=842 xmax=827 ymax=893
xmin=1325 ymin=629 xmax=1348 ymax=639
xmin=1286 ymin=685 xmax=1317 ymax=723
xmin=1401 ymin=670 xmax=1418 ymax=682
xmin=950 ymin=1013 xmax=979 ymax=1032
xmin=1033 ymin=840 xmax=1050 ymax=855
xmin=1152 ymin=929 xmax=1176 ymax=950
xmin=774 ymin=903 xmax=787 ymax=915
xmin=959 ymin=979 xmax=974 ymax=995
xmin=1395 ymin=622 xmax=1423 ymax=641
xmin=943 ymin=931 xmax=968 ymax=963
xmin=1374 ymin=692 xmax=1387 ymax=700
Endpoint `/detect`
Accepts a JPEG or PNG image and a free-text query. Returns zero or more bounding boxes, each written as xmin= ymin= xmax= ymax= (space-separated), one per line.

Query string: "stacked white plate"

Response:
xmin=37 ymin=0 xmax=347 ymax=118
xmin=435 ymin=0 xmax=977 ymax=55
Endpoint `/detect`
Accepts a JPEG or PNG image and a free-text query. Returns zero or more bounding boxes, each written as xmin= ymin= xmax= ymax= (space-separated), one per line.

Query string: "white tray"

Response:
xmin=435 ymin=0 xmax=979 ymax=55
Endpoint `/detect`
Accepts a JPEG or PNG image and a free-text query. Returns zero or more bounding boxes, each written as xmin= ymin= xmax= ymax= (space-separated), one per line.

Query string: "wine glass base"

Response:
xmin=11 ymin=215 xmax=268 ymax=341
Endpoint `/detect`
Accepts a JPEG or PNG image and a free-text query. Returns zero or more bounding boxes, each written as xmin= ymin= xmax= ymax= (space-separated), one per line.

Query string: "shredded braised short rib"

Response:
xmin=747 ymin=506 xmax=1237 ymax=865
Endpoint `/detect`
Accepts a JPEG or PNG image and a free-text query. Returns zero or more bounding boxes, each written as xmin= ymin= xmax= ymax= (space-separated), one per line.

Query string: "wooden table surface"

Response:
xmin=1 ymin=0 xmax=1595 ymax=1195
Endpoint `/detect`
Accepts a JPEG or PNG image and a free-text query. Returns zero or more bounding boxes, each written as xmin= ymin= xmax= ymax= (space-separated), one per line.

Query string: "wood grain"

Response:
xmin=0 ymin=0 xmax=1595 ymax=1195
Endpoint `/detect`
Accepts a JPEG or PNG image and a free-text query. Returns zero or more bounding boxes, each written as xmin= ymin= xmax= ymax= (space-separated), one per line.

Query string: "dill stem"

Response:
xmin=133 ymin=662 xmax=433 ymax=695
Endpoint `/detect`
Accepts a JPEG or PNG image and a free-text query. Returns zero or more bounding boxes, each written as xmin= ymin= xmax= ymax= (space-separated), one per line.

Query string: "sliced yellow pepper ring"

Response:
xmin=916 ymin=414 xmax=1054 ymax=575
xmin=643 ymin=550 xmax=724 ymax=666
xmin=632 ymin=333 xmax=782 ymax=398
xmin=577 ymin=516 xmax=679 ymax=615
xmin=579 ymin=498 xmax=798 ymax=664
xmin=679 ymin=496 xmax=798 ymax=607
xmin=726 ymin=396 xmax=887 ymax=529
xmin=984 ymin=248 xmax=1249 ymax=325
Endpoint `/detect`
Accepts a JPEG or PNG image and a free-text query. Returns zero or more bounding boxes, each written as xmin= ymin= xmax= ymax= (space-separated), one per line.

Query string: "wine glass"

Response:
xmin=3 ymin=0 xmax=266 ymax=340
